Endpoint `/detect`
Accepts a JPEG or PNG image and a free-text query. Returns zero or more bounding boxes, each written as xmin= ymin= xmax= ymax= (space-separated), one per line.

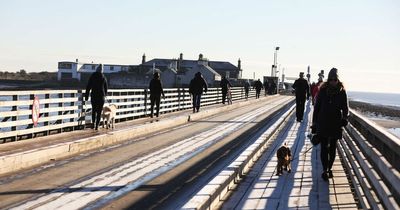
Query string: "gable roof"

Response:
xmin=142 ymin=59 xmax=240 ymax=72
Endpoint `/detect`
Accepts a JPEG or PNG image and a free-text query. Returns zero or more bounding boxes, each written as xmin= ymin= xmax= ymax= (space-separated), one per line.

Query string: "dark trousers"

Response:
xmin=295 ymin=97 xmax=306 ymax=121
xmin=256 ymin=89 xmax=261 ymax=98
xmin=222 ymin=91 xmax=227 ymax=104
xmin=192 ymin=94 xmax=202 ymax=112
xmin=320 ymin=137 xmax=338 ymax=171
xmin=91 ymin=99 xmax=104 ymax=128
xmin=245 ymin=89 xmax=249 ymax=99
xmin=150 ymin=95 xmax=161 ymax=117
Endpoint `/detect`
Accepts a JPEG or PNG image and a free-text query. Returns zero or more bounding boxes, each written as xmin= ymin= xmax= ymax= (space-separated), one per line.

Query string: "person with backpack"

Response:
xmin=244 ymin=80 xmax=250 ymax=99
xmin=253 ymin=79 xmax=263 ymax=99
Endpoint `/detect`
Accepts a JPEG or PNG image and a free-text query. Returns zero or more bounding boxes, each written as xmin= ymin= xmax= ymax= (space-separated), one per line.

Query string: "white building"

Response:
xmin=57 ymin=59 xmax=130 ymax=81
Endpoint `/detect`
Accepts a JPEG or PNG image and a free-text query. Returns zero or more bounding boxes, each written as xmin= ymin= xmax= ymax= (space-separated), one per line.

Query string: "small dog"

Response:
xmin=276 ymin=142 xmax=292 ymax=175
xmin=101 ymin=104 xmax=117 ymax=129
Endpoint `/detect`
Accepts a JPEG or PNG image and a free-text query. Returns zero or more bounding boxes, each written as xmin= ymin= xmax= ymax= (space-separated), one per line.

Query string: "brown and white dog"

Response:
xmin=276 ymin=142 xmax=292 ymax=175
xmin=101 ymin=104 xmax=117 ymax=129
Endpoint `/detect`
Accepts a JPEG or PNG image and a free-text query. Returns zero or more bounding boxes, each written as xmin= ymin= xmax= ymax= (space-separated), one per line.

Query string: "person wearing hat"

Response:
xmin=312 ymin=68 xmax=349 ymax=181
xmin=189 ymin=72 xmax=208 ymax=113
xmin=149 ymin=72 xmax=165 ymax=118
xmin=85 ymin=64 xmax=108 ymax=130
xmin=292 ymin=72 xmax=310 ymax=122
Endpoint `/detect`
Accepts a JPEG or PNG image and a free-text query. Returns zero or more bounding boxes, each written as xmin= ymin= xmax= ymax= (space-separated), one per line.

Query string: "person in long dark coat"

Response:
xmin=149 ymin=72 xmax=165 ymax=118
xmin=292 ymin=72 xmax=310 ymax=122
xmin=312 ymin=68 xmax=349 ymax=181
xmin=253 ymin=79 xmax=263 ymax=99
xmin=85 ymin=64 xmax=108 ymax=130
xmin=220 ymin=76 xmax=232 ymax=104
xmin=189 ymin=72 xmax=208 ymax=113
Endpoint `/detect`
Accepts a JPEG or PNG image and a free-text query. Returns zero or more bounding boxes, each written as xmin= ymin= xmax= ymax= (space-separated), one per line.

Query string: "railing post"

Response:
xmin=144 ymin=88 xmax=148 ymax=116
xmin=12 ymin=94 xmax=18 ymax=141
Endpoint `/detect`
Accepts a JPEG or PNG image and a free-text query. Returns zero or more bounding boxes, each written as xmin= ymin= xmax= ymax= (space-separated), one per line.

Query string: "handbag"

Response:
xmin=311 ymin=134 xmax=321 ymax=146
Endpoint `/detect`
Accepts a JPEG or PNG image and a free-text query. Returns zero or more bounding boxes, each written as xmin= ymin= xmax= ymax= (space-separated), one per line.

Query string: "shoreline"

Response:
xmin=350 ymin=100 xmax=400 ymax=138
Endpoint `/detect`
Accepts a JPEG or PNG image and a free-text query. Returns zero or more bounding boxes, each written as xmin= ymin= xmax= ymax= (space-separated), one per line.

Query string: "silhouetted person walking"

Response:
xmin=85 ymin=64 xmax=108 ymax=130
xmin=253 ymin=79 xmax=263 ymax=99
xmin=244 ymin=80 xmax=250 ymax=99
xmin=263 ymin=80 xmax=269 ymax=96
xmin=312 ymin=68 xmax=349 ymax=181
xmin=292 ymin=72 xmax=310 ymax=122
xmin=189 ymin=72 xmax=208 ymax=113
xmin=220 ymin=76 xmax=232 ymax=104
xmin=268 ymin=80 xmax=277 ymax=95
xmin=149 ymin=72 xmax=165 ymax=118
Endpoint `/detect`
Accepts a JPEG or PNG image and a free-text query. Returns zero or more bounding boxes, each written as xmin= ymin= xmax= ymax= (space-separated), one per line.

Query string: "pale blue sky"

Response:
xmin=0 ymin=0 xmax=399 ymax=93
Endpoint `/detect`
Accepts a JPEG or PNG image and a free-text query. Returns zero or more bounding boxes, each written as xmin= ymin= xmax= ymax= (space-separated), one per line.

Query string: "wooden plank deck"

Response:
xmin=222 ymin=103 xmax=359 ymax=210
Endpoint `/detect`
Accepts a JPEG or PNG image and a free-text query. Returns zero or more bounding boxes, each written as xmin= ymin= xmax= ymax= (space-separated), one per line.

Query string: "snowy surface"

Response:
xmin=388 ymin=128 xmax=400 ymax=138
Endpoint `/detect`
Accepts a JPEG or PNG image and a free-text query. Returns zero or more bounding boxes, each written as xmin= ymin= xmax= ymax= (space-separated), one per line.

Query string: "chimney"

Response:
xmin=142 ymin=53 xmax=146 ymax=64
xmin=198 ymin=53 xmax=203 ymax=61
xmin=238 ymin=58 xmax=241 ymax=70
xmin=75 ymin=58 xmax=78 ymax=63
xmin=179 ymin=53 xmax=183 ymax=61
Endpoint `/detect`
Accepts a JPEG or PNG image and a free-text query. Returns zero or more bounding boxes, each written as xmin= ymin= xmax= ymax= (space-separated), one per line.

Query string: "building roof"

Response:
xmin=142 ymin=59 xmax=240 ymax=72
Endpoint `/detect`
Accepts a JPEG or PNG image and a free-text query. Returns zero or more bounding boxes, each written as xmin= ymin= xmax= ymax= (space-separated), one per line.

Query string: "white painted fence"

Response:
xmin=0 ymin=87 xmax=258 ymax=142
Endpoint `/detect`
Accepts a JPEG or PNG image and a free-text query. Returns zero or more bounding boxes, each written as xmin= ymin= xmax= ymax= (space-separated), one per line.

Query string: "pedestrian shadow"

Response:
xmin=262 ymin=104 xmax=311 ymax=209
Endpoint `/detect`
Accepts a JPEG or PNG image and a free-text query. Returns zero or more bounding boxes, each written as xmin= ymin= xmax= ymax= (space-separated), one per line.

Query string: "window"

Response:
xmin=58 ymin=63 xmax=72 ymax=69
xmin=110 ymin=66 xmax=114 ymax=71
xmin=226 ymin=71 xmax=230 ymax=78
xmin=92 ymin=65 xmax=95 ymax=70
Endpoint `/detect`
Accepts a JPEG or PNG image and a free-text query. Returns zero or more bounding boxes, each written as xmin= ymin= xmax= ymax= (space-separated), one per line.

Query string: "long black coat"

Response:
xmin=85 ymin=72 xmax=108 ymax=102
xmin=149 ymin=78 xmax=164 ymax=97
xmin=189 ymin=75 xmax=208 ymax=95
xmin=292 ymin=78 xmax=310 ymax=99
xmin=253 ymin=80 xmax=263 ymax=91
xmin=220 ymin=78 xmax=232 ymax=93
xmin=312 ymin=84 xmax=349 ymax=139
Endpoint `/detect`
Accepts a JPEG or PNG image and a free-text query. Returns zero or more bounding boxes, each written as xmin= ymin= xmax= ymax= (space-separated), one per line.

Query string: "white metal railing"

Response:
xmin=0 ymin=87 xmax=259 ymax=142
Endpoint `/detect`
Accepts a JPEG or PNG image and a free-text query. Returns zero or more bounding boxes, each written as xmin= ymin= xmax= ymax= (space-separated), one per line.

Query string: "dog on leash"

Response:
xmin=101 ymin=104 xmax=117 ymax=129
xmin=276 ymin=142 xmax=292 ymax=175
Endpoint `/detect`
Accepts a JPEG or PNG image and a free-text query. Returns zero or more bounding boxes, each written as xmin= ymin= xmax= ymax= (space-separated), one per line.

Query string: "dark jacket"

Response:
xmin=292 ymin=78 xmax=310 ymax=99
xmin=189 ymin=74 xmax=208 ymax=95
xmin=85 ymin=72 xmax=108 ymax=101
xmin=253 ymin=80 xmax=263 ymax=91
xmin=149 ymin=78 xmax=164 ymax=97
xmin=220 ymin=78 xmax=232 ymax=92
xmin=312 ymin=83 xmax=349 ymax=139
xmin=244 ymin=81 xmax=250 ymax=91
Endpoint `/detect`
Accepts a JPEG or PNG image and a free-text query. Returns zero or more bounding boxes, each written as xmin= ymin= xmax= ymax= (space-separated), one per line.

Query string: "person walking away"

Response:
xmin=149 ymin=72 xmax=165 ymax=118
xmin=244 ymin=80 xmax=250 ymax=99
xmin=312 ymin=68 xmax=348 ymax=181
xmin=263 ymin=80 xmax=269 ymax=96
xmin=189 ymin=72 xmax=208 ymax=113
xmin=220 ymin=76 xmax=232 ymax=104
xmin=292 ymin=72 xmax=310 ymax=122
xmin=310 ymin=82 xmax=317 ymax=105
xmin=85 ymin=64 xmax=108 ymax=130
xmin=253 ymin=79 xmax=263 ymax=99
